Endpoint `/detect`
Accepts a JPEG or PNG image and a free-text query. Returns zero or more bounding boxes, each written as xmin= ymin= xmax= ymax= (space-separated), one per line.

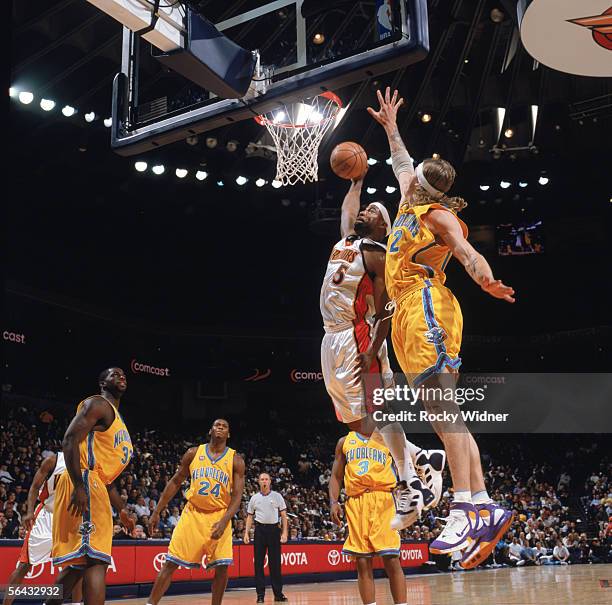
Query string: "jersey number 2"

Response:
xmin=198 ymin=481 xmax=221 ymax=497
xmin=389 ymin=229 xmax=402 ymax=253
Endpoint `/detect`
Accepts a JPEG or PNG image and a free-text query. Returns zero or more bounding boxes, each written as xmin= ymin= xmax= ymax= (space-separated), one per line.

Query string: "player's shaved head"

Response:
xmin=98 ymin=367 xmax=116 ymax=386
xmin=212 ymin=418 xmax=230 ymax=429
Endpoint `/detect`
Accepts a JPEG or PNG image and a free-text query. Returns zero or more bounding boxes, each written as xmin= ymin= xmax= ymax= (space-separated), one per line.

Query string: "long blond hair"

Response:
xmin=411 ymin=158 xmax=467 ymax=213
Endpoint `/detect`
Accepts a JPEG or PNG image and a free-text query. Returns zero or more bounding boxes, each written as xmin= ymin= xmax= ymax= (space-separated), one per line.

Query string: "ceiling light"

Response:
xmin=271 ymin=180 xmax=282 ymax=189
xmin=226 ymin=140 xmax=238 ymax=152
xmin=479 ymin=185 xmax=490 ymax=191
xmin=134 ymin=161 xmax=147 ymax=172
xmin=386 ymin=186 xmax=396 ymax=194
xmin=432 ymin=153 xmax=440 ymax=160
xmin=9 ymin=87 xmax=17 ymax=98
xmin=61 ymin=105 xmax=76 ymax=117
xmin=538 ymin=176 xmax=549 ymax=185
xmin=236 ymin=175 xmax=248 ymax=185
xmin=385 ymin=157 xmax=392 ymax=165
xmin=421 ymin=113 xmax=432 ymax=123
xmin=366 ymin=187 xmax=377 ymax=194
xmin=312 ymin=33 xmax=325 ymax=45
xmin=152 ymin=165 xmax=165 ymax=175
xmin=367 ymin=158 xmax=378 ymax=166
xmin=84 ymin=112 xmax=95 ymax=123
xmin=175 ymin=168 xmax=188 ymax=178
xmin=217 ymin=180 xmax=225 ymax=187
xmin=40 ymin=99 xmax=55 ymax=111
xmin=186 ymin=135 xmax=199 ymax=146
xmin=18 ymin=91 xmax=34 ymax=104
xmin=104 ymin=117 xmax=112 ymax=127
xmin=205 ymin=136 xmax=218 ymax=149
xmin=504 ymin=128 xmax=514 ymax=139
xmin=519 ymin=181 xmax=528 ymax=188
xmin=255 ymin=178 xmax=266 ymax=187
xmin=500 ymin=181 xmax=511 ymax=189
xmin=196 ymin=170 xmax=208 ymax=181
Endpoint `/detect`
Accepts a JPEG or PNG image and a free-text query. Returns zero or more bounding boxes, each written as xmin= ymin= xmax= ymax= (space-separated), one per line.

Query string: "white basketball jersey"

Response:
xmin=40 ymin=452 xmax=66 ymax=512
xmin=320 ymin=236 xmax=385 ymax=328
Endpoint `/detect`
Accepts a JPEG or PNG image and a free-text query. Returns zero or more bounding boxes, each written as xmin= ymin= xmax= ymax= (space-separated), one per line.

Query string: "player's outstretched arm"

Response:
xmin=358 ymin=248 xmax=392 ymax=375
xmin=329 ymin=437 xmax=346 ymax=526
xmin=367 ymin=87 xmax=415 ymax=201
xmin=62 ymin=396 xmax=113 ymax=517
xmin=22 ymin=454 xmax=56 ymax=531
xmin=211 ymin=453 xmax=245 ymax=539
xmin=148 ymin=447 xmax=196 ymax=535
xmin=340 ymin=177 xmax=366 ymax=238
xmin=424 ymin=209 xmax=516 ymax=303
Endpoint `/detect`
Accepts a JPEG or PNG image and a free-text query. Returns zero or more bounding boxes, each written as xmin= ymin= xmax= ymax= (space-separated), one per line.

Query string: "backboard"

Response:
xmin=109 ymin=0 xmax=429 ymax=155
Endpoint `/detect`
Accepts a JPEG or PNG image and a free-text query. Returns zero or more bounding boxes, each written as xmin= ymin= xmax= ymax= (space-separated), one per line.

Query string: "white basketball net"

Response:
xmin=255 ymin=92 xmax=342 ymax=186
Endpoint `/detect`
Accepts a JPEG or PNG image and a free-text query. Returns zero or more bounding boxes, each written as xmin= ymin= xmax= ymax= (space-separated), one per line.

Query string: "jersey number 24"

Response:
xmin=198 ymin=481 xmax=221 ymax=497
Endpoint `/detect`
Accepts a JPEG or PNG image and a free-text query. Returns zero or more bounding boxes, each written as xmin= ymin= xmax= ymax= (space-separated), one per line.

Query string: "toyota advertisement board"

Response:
xmin=0 ymin=541 xmax=428 ymax=586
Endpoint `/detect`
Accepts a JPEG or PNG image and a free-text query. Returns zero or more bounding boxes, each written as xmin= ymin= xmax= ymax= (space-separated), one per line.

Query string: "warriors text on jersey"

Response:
xmin=185 ymin=444 xmax=235 ymax=512
xmin=342 ymin=431 xmax=397 ymax=497
xmin=320 ymin=236 xmax=386 ymax=329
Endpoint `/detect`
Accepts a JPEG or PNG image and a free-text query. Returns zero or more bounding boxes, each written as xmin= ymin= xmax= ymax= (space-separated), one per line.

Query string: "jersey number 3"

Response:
xmin=356 ymin=460 xmax=369 ymax=476
xmin=198 ymin=481 xmax=222 ymax=497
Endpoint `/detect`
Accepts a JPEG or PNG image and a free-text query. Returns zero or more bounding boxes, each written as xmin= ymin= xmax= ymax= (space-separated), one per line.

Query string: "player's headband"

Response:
xmin=415 ymin=162 xmax=444 ymax=199
xmin=371 ymin=202 xmax=392 ymax=236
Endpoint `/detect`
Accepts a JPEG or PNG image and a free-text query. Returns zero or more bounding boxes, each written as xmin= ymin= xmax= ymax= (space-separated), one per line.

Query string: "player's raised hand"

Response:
xmin=481 ymin=278 xmax=515 ymax=303
xmin=68 ymin=484 xmax=89 ymax=517
xmin=330 ymin=501 xmax=343 ymax=526
xmin=367 ymin=87 xmax=404 ymax=131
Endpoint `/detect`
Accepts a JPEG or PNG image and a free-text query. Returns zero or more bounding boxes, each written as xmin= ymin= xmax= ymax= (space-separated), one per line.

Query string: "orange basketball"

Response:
xmin=330 ymin=141 xmax=368 ymax=180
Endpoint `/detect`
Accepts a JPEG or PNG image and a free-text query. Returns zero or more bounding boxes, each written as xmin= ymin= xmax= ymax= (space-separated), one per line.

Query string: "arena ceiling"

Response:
xmin=7 ymin=0 xmax=612 ymax=336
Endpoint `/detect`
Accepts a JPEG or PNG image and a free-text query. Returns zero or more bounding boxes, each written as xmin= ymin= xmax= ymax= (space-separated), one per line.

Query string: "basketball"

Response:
xmin=330 ymin=141 xmax=368 ymax=180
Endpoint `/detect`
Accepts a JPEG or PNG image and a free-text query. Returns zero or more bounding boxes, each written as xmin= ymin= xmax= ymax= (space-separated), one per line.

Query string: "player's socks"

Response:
xmin=377 ymin=422 xmax=418 ymax=482
xmin=472 ymin=490 xmax=493 ymax=504
xmin=452 ymin=491 xmax=472 ymax=503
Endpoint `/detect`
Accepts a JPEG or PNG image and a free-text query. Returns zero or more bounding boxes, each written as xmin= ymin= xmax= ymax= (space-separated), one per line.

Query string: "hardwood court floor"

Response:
xmin=118 ymin=564 xmax=612 ymax=605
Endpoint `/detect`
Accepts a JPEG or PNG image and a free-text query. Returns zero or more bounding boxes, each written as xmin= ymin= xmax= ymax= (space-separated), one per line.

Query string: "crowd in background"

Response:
xmin=1 ymin=403 xmax=610 ymax=569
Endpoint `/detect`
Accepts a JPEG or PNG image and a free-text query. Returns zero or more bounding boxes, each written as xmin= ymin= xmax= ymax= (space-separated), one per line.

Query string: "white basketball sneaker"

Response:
xmin=415 ymin=449 xmax=446 ymax=508
xmin=391 ymin=477 xmax=435 ymax=530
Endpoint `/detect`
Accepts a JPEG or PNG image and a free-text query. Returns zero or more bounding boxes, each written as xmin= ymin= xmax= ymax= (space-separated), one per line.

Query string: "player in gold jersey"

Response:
xmin=146 ymin=419 xmax=245 ymax=605
xmin=45 ymin=368 xmax=135 ymax=605
xmin=329 ymin=431 xmax=406 ymax=605
xmin=368 ymin=88 xmax=515 ymax=568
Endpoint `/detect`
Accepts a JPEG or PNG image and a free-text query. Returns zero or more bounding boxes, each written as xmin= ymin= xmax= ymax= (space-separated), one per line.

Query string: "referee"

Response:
xmin=244 ymin=473 xmax=288 ymax=603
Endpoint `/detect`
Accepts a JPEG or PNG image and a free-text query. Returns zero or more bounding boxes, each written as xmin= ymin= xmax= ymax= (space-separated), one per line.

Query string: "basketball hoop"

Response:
xmin=255 ymin=91 xmax=343 ymax=186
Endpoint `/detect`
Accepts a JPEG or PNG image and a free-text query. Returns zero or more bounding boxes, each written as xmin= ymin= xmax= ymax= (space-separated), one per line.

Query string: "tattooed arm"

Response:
xmin=424 ymin=209 xmax=516 ymax=303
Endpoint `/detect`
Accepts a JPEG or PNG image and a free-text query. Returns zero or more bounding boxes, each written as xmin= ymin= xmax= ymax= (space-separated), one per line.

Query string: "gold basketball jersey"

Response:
xmin=386 ymin=202 xmax=468 ymax=301
xmin=342 ymin=432 xmax=397 ymax=497
xmin=185 ymin=445 xmax=234 ymax=512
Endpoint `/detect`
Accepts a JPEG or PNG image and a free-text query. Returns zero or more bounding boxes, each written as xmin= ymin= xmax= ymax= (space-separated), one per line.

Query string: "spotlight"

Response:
xmin=103 ymin=117 xmax=112 ymax=127
xmin=367 ymin=158 xmax=378 ymax=166
xmin=272 ymin=111 xmax=286 ymax=124
xmin=538 ymin=176 xmax=549 ymax=185
xmin=490 ymin=8 xmax=505 ymax=23
xmin=18 ymin=91 xmax=34 ymax=104
xmin=464 ymin=59 xmax=469 ymax=64
xmin=478 ymin=138 xmax=486 ymax=148
xmin=366 ymin=187 xmax=377 ymax=194
xmin=386 ymin=157 xmax=392 ymax=165
xmin=186 ymin=135 xmax=199 ymax=146
xmin=236 ymin=175 xmax=248 ymax=185
xmin=61 ymin=105 xmax=76 ymax=117
xmin=385 ymin=186 xmax=396 ymax=194
xmin=432 ymin=153 xmax=440 ymax=160
xmin=226 ymin=140 xmax=239 ymax=152
xmin=312 ymin=33 xmax=325 ymax=45
xmin=421 ymin=113 xmax=432 ymax=123
xmin=134 ymin=161 xmax=147 ymax=172
xmin=271 ymin=180 xmax=282 ymax=189
xmin=500 ymin=181 xmax=511 ymax=189
xmin=479 ymin=185 xmax=490 ymax=191
xmin=9 ymin=87 xmax=17 ymax=98
xmin=152 ymin=165 xmax=165 ymax=175
xmin=504 ymin=128 xmax=514 ymax=139
xmin=84 ymin=112 xmax=95 ymax=123
xmin=40 ymin=99 xmax=55 ymax=111
xmin=205 ymin=136 xmax=218 ymax=149
xmin=195 ymin=170 xmax=208 ymax=181
xmin=175 ymin=168 xmax=188 ymax=178
xmin=217 ymin=180 xmax=225 ymax=187
xmin=519 ymin=182 xmax=528 ymax=188
xmin=255 ymin=178 xmax=266 ymax=187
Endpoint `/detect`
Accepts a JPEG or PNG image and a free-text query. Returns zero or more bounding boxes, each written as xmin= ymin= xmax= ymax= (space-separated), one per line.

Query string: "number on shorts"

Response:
xmin=356 ymin=460 xmax=369 ymax=476
xmin=332 ymin=264 xmax=348 ymax=285
xmin=389 ymin=229 xmax=402 ymax=253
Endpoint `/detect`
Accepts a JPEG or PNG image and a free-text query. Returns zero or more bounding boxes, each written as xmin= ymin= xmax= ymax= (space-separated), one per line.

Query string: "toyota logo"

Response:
xmin=327 ymin=550 xmax=341 ymax=566
xmin=153 ymin=552 xmax=166 ymax=572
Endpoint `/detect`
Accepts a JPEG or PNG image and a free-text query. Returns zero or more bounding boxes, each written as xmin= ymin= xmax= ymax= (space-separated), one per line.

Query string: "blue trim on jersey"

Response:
xmin=206 ymin=558 xmax=233 ymax=569
xmin=341 ymin=548 xmax=400 ymax=558
xmin=441 ymin=251 xmax=452 ymax=271
xmin=413 ymin=354 xmax=462 ymax=387
xmin=166 ymin=554 xmax=201 ymax=569
xmin=354 ymin=432 xmax=369 ymax=443
xmin=87 ymin=432 xmax=95 ymax=469
xmin=82 ymin=470 xmax=91 ymax=548
xmin=206 ymin=445 xmax=229 ymax=464
xmin=421 ymin=287 xmax=445 ymax=356
xmin=53 ymin=544 xmax=112 ymax=566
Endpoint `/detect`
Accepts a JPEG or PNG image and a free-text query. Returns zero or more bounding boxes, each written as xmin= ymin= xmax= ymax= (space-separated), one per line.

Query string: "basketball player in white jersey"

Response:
xmin=320 ymin=175 xmax=446 ymax=529
xmin=2 ymin=452 xmax=83 ymax=605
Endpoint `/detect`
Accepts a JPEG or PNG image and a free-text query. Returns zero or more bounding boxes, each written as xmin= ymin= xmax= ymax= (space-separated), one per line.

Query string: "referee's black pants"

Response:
xmin=254 ymin=523 xmax=283 ymax=598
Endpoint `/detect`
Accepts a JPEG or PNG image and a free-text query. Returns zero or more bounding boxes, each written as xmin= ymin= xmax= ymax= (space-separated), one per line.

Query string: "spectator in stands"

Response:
xmin=553 ymin=539 xmax=571 ymax=565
